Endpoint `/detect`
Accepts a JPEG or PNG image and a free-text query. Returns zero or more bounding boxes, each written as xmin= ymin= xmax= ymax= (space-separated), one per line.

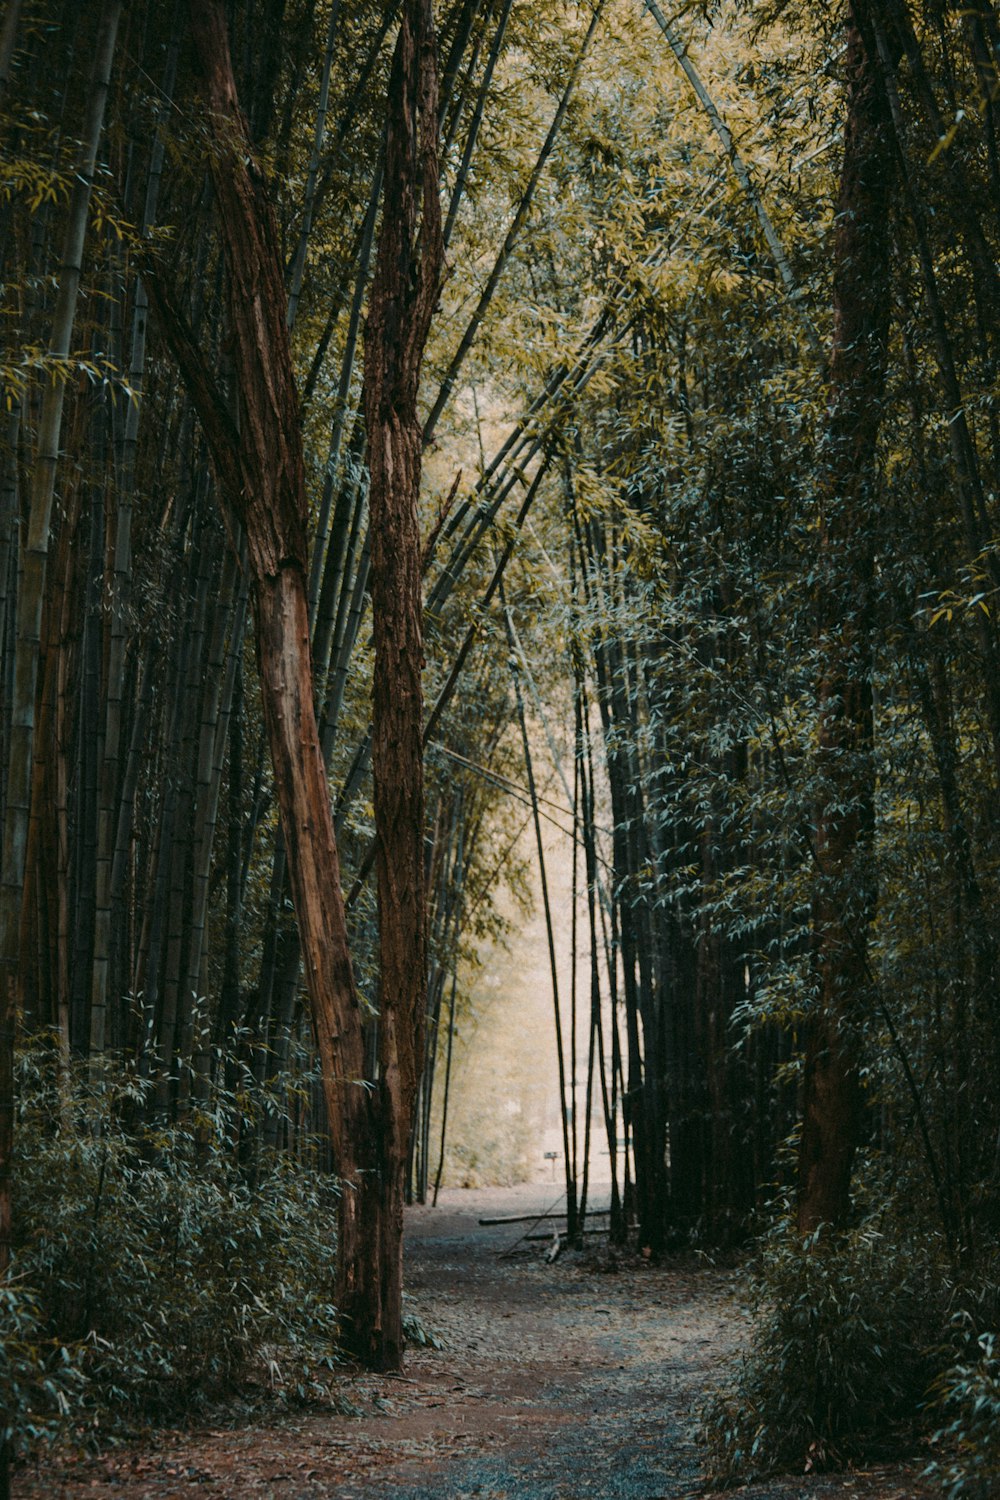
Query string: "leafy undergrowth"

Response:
xmin=12 ymin=1184 xmax=943 ymax=1500
xmin=700 ymin=1206 xmax=1000 ymax=1498
xmin=3 ymin=1045 xmax=344 ymax=1462
xmin=925 ymin=1330 xmax=1000 ymax=1499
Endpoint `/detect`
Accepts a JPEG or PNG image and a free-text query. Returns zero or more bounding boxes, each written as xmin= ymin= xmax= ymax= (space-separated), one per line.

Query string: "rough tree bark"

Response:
xmin=179 ymin=0 xmax=371 ymax=1164
xmin=148 ymin=0 xmax=366 ymax=1350
xmin=797 ymin=12 xmax=895 ymax=1233
xmin=150 ymin=0 xmax=441 ymax=1371
xmin=356 ymin=0 xmax=443 ymax=1367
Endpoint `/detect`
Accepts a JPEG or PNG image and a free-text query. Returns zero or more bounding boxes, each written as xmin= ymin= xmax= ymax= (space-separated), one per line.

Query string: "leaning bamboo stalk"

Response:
xmin=339 ymin=455 xmax=549 ymax=883
xmin=307 ymin=4 xmax=401 ymax=233
xmin=641 ymin=0 xmax=823 ymax=362
xmin=314 ymin=440 xmax=368 ymax=688
xmin=440 ymin=5 xmax=486 ymax=165
xmin=423 ymin=0 xmax=610 ymax=445
xmin=442 ymin=0 xmax=514 ymax=249
xmin=439 ymin=0 xmax=487 ymax=141
xmin=426 ymin=174 xmax=729 ymax=585
xmin=258 ymin=452 xmax=369 ymax=1037
xmin=502 ymin=585 xmax=577 ymax=1238
xmin=322 ymin=523 xmax=371 ymax=767
xmin=307 ymin=148 xmax=381 ymax=624
xmin=424 ymin=313 xmax=631 ymax=615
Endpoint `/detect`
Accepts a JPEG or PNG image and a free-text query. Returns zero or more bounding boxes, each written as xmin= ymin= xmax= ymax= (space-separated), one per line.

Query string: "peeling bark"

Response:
xmin=351 ymin=0 xmax=443 ymax=1368
xmin=151 ymin=0 xmax=442 ymax=1370
xmin=153 ymin=0 xmax=370 ymax=1335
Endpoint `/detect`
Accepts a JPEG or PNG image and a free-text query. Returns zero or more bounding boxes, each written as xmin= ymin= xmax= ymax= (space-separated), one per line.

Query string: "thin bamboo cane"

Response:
xmin=1 ymin=0 xmax=122 ymax=978
xmin=641 ymin=0 xmax=823 ymax=362
xmin=440 ymin=0 xmax=512 ymax=249
xmin=286 ymin=0 xmax=342 ymax=331
xmin=307 ymin=147 xmax=381 ymax=624
xmin=90 ymin=15 xmax=180 ymax=1061
xmin=181 ymin=553 xmax=250 ymax=1104
xmin=502 ymin=583 xmax=577 ymax=1239
xmin=157 ymin=505 xmax=218 ymax=1112
xmin=0 ymin=6 xmax=122 ymax=1358
xmin=423 ymin=0 xmax=610 ymax=445
xmin=69 ymin=453 xmax=106 ymax=1048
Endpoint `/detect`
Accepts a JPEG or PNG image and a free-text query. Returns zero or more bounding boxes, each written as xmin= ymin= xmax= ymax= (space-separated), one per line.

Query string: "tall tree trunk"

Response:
xmin=151 ymin=0 xmax=369 ymax=1336
xmin=797 ymin=14 xmax=895 ymax=1233
xmin=353 ymin=0 xmax=443 ymax=1367
xmin=152 ymin=0 xmax=442 ymax=1370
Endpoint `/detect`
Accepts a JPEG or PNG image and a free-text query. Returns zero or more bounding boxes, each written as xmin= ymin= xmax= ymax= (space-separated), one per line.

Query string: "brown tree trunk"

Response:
xmin=151 ymin=0 xmax=368 ymax=1327
xmin=151 ymin=0 xmax=441 ymax=1371
xmin=351 ymin=0 xmax=442 ymax=1368
xmin=797 ymin=13 xmax=895 ymax=1233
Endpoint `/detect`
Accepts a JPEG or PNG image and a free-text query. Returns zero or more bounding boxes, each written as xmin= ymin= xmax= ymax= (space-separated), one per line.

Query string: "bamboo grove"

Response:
xmin=2 ymin=0 xmax=1000 ymax=1442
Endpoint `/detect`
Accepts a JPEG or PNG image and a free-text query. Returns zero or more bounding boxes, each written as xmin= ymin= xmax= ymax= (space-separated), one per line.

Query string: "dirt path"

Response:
xmin=21 ymin=1185 xmax=934 ymax=1499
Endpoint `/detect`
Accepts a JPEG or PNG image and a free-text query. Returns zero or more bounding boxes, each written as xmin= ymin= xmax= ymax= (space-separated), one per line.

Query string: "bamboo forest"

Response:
xmin=3 ymin=0 xmax=1000 ymax=1495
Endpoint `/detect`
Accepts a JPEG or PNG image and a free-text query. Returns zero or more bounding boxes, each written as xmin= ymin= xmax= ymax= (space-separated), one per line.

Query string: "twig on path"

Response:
xmin=478 ymin=1207 xmax=610 ymax=1226
xmin=497 ymin=1190 xmax=568 ymax=1259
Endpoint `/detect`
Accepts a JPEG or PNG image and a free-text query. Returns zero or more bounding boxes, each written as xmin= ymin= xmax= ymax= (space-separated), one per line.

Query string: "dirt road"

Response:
xmin=20 ymin=1185 xmax=933 ymax=1499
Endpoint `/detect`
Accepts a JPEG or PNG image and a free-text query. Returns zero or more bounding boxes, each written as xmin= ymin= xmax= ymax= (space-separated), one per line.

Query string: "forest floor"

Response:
xmin=20 ymin=1184 xmax=937 ymax=1500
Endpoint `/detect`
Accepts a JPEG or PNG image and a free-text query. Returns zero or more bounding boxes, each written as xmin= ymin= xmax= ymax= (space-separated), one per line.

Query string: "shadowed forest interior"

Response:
xmin=2 ymin=0 xmax=1000 ymax=1496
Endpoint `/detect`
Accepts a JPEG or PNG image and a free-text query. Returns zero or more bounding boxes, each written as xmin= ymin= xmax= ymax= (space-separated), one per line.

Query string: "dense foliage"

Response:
xmin=2 ymin=0 xmax=1000 ymax=1488
xmin=702 ymin=1210 xmax=951 ymax=1479
xmin=4 ymin=1047 xmax=341 ymax=1457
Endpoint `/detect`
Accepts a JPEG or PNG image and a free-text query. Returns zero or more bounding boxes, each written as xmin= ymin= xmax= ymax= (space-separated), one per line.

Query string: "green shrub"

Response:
xmin=10 ymin=1045 xmax=341 ymax=1450
xmin=0 ymin=1283 xmax=83 ymax=1459
xmin=701 ymin=1212 xmax=947 ymax=1483
xmin=926 ymin=1330 xmax=1000 ymax=1499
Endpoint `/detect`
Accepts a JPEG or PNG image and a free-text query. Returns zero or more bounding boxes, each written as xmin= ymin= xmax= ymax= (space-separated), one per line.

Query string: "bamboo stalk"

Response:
xmin=286 ymin=0 xmax=342 ymax=331
xmin=641 ymin=0 xmax=824 ymax=363
xmin=423 ymin=0 xmax=610 ymax=445
xmin=90 ymin=14 xmax=180 ymax=1061
xmin=307 ymin=149 xmax=382 ymax=625
xmin=502 ymin=583 xmax=578 ymax=1240
xmin=0 ymin=0 xmax=121 ymax=1326
xmin=442 ymin=0 xmax=514 ymax=249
